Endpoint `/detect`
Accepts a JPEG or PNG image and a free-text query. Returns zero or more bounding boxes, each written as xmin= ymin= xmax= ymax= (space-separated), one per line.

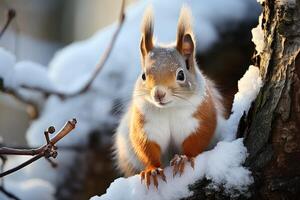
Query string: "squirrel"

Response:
xmin=113 ymin=6 xmax=226 ymax=189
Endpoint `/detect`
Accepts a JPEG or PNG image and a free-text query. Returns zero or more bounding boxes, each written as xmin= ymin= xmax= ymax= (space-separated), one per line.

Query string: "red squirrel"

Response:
xmin=114 ymin=6 xmax=226 ymax=188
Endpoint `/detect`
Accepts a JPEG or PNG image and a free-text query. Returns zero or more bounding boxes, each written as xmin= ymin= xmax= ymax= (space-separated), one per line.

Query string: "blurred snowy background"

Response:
xmin=0 ymin=0 xmax=135 ymax=146
xmin=0 ymin=0 xmax=261 ymax=199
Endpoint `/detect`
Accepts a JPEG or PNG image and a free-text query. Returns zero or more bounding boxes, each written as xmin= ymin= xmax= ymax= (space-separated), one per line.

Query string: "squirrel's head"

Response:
xmin=135 ymin=6 xmax=200 ymax=108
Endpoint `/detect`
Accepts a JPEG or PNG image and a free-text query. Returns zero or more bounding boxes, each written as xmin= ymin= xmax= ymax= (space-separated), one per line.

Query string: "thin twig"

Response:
xmin=0 ymin=153 xmax=20 ymax=200
xmin=0 ymin=118 xmax=77 ymax=178
xmin=0 ymin=155 xmax=6 ymax=185
xmin=1 ymin=87 xmax=40 ymax=119
xmin=20 ymin=0 xmax=126 ymax=98
xmin=0 ymin=119 xmax=76 ymax=155
xmin=0 ymin=186 xmax=20 ymax=200
xmin=0 ymin=147 xmax=39 ymax=156
xmin=67 ymin=0 xmax=126 ymax=97
xmin=0 ymin=145 xmax=86 ymax=153
xmin=0 ymin=8 xmax=16 ymax=38
xmin=0 ymin=154 xmax=42 ymax=177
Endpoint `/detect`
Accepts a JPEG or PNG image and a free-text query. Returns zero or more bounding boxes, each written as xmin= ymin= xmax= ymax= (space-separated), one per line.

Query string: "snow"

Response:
xmin=256 ymin=0 xmax=265 ymax=4
xmin=0 ymin=47 xmax=55 ymax=92
xmin=91 ymin=65 xmax=262 ymax=200
xmin=251 ymin=14 xmax=265 ymax=54
xmin=91 ymin=139 xmax=252 ymax=200
xmin=0 ymin=0 xmax=260 ymax=199
xmin=223 ymin=65 xmax=262 ymax=141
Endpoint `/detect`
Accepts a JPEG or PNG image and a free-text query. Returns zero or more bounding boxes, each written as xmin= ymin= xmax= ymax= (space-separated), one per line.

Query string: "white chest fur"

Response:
xmin=136 ymin=94 xmax=203 ymax=153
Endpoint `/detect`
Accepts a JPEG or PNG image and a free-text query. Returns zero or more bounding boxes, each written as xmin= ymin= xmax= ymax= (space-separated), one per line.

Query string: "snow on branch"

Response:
xmin=1 ymin=0 xmax=126 ymax=99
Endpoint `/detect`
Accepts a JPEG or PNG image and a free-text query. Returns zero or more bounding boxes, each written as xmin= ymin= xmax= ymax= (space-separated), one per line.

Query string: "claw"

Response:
xmin=171 ymin=154 xmax=195 ymax=177
xmin=189 ymin=157 xmax=195 ymax=169
xmin=170 ymin=154 xmax=179 ymax=166
xmin=179 ymin=158 xmax=185 ymax=176
xmin=140 ymin=167 xmax=166 ymax=189
xmin=157 ymin=168 xmax=167 ymax=182
xmin=140 ymin=171 xmax=145 ymax=184
xmin=173 ymin=160 xmax=180 ymax=177
xmin=152 ymin=171 xmax=158 ymax=189
xmin=146 ymin=171 xmax=151 ymax=189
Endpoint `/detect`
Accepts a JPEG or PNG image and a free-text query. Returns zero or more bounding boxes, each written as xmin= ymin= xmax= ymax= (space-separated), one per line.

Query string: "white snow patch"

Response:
xmin=0 ymin=47 xmax=55 ymax=91
xmin=91 ymin=139 xmax=253 ymax=200
xmin=251 ymin=14 xmax=265 ymax=54
xmin=224 ymin=65 xmax=262 ymax=141
xmin=256 ymin=0 xmax=265 ymax=4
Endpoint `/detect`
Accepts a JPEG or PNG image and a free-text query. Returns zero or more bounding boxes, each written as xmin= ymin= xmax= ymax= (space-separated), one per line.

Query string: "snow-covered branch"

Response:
xmin=3 ymin=0 xmax=126 ymax=100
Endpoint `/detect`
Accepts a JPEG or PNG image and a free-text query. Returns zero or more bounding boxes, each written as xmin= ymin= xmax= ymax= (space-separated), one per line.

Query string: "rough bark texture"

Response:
xmin=185 ymin=0 xmax=300 ymax=199
xmin=244 ymin=0 xmax=300 ymax=199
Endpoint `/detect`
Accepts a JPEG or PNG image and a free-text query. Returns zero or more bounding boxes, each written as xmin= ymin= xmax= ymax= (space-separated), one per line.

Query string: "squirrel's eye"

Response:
xmin=142 ymin=73 xmax=146 ymax=81
xmin=176 ymin=69 xmax=185 ymax=82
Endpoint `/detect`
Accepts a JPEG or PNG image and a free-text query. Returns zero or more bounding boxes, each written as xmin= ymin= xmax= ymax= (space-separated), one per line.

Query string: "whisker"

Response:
xmin=110 ymin=97 xmax=132 ymax=116
xmin=172 ymin=94 xmax=198 ymax=108
xmin=133 ymin=92 xmax=148 ymax=97
xmin=172 ymin=89 xmax=195 ymax=94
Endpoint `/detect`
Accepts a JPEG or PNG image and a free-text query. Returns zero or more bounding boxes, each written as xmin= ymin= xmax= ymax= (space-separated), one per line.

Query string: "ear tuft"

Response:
xmin=140 ymin=6 xmax=154 ymax=58
xmin=176 ymin=6 xmax=195 ymax=58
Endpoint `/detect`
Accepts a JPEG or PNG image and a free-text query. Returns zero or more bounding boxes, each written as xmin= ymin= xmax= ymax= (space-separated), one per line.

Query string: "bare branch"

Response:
xmin=0 ymin=144 xmax=86 ymax=153
xmin=66 ymin=0 xmax=126 ymax=97
xmin=0 ymin=152 xmax=20 ymax=200
xmin=0 ymin=9 xmax=16 ymax=39
xmin=0 ymin=147 xmax=40 ymax=156
xmin=0 ymin=118 xmax=77 ymax=178
xmin=20 ymin=0 xmax=126 ymax=98
xmin=0 ymin=154 xmax=42 ymax=178
xmin=0 ymin=186 xmax=20 ymax=200
xmin=1 ymin=87 xmax=40 ymax=119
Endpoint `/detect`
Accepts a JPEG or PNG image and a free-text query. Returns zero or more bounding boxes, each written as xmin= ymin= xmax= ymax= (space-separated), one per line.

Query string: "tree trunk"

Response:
xmin=244 ymin=0 xmax=300 ymax=199
xmin=185 ymin=0 xmax=300 ymax=199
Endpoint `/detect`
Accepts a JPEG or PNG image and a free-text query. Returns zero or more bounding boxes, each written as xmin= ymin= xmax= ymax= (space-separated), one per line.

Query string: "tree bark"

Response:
xmin=185 ymin=0 xmax=300 ymax=199
xmin=244 ymin=0 xmax=300 ymax=199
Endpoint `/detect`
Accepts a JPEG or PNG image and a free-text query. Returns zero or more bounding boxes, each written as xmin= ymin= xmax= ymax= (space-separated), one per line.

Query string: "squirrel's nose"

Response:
xmin=154 ymin=89 xmax=166 ymax=102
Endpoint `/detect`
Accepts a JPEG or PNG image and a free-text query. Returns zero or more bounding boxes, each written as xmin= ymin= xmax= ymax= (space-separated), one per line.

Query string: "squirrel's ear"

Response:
xmin=140 ymin=6 xmax=154 ymax=60
xmin=176 ymin=6 xmax=195 ymax=59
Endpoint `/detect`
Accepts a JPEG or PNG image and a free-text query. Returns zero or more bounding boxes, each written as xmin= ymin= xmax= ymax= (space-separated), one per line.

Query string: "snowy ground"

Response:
xmin=92 ymin=139 xmax=251 ymax=200
xmin=0 ymin=0 xmax=260 ymax=199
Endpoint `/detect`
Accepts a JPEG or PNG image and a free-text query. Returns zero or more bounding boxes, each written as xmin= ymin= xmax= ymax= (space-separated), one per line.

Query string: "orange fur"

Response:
xmin=145 ymin=66 xmax=177 ymax=89
xmin=130 ymin=106 xmax=162 ymax=169
xmin=182 ymin=86 xmax=217 ymax=157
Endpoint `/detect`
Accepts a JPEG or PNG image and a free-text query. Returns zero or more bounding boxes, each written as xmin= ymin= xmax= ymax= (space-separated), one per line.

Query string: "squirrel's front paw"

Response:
xmin=170 ymin=154 xmax=195 ymax=177
xmin=140 ymin=167 xmax=166 ymax=189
